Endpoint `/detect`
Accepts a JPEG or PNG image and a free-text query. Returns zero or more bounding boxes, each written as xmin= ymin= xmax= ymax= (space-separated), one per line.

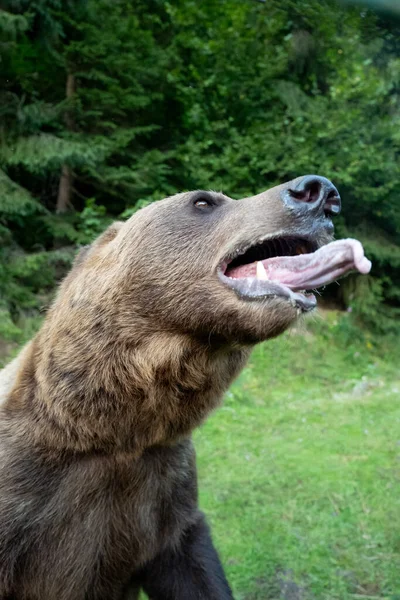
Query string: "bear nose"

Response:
xmin=285 ymin=175 xmax=341 ymax=218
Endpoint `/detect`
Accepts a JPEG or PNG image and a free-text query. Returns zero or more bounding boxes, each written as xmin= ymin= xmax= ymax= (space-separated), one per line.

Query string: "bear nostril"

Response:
xmin=324 ymin=189 xmax=341 ymax=217
xmin=289 ymin=179 xmax=322 ymax=204
xmin=285 ymin=175 xmax=341 ymax=218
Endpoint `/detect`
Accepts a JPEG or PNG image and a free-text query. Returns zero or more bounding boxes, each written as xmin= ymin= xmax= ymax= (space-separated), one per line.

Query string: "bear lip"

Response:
xmin=218 ymin=237 xmax=372 ymax=312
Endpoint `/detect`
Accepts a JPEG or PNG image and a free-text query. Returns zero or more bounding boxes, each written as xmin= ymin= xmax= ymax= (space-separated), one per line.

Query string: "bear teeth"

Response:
xmin=256 ymin=261 xmax=268 ymax=280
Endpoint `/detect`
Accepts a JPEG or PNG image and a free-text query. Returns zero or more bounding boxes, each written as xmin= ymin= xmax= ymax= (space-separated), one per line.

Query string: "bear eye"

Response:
xmin=195 ymin=199 xmax=211 ymax=208
xmin=193 ymin=193 xmax=214 ymax=210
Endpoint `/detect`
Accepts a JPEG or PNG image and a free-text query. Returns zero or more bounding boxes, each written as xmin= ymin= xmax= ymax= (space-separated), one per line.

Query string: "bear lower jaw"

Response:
xmin=218 ymin=272 xmax=317 ymax=312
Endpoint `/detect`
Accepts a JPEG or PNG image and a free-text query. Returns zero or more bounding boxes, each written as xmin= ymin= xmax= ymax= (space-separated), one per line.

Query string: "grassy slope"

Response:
xmin=194 ymin=314 xmax=400 ymax=599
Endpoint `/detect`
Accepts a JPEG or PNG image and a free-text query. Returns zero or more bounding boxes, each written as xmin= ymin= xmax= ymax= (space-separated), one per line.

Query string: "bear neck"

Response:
xmin=5 ymin=322 xmax=250 ymax=456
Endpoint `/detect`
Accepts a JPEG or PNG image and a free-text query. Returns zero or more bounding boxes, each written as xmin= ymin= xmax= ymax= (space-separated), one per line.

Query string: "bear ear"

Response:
xmin=73 ymin=222 xmax=124 ymax=268
xmin=94 ymin=221 xmax=124 ymax=247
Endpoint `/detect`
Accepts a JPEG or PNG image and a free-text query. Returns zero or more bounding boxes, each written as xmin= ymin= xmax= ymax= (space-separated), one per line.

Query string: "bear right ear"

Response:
xmin=94 ymin=221 xmax=124 ymax=247
xmin=73 ymin=222 xmax=124 ymax=268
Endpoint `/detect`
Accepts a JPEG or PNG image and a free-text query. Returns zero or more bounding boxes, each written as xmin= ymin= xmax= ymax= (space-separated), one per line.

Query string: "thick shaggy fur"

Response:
xmin=0 ymin=181 xmax=332 ymax=599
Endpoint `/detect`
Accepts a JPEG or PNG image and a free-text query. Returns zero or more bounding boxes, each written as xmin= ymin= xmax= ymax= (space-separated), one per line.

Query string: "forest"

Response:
xmin=0 ymin=0 xmax=400 ymax=345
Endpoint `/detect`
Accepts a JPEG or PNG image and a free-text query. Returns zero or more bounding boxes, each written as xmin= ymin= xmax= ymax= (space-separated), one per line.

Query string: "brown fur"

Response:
xmin=0 ymin=180 xmax=332 ymax=599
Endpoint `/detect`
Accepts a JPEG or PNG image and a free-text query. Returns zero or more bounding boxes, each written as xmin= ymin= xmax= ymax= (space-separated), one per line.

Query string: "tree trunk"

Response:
xmin=56 ymin=164 xmax=73 ymax=214
xmin=56 ymin=73 xmax=75 ymax=214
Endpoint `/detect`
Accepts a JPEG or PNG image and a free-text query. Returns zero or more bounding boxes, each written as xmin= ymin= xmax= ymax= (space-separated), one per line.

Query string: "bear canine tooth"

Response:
xmin=256 ymin=261 xmax=268 ymax=280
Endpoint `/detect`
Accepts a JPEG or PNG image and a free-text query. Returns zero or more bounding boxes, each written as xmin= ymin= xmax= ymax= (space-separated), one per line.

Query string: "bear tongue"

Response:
xmin=227 ymin=238 xmax=371 ymax=291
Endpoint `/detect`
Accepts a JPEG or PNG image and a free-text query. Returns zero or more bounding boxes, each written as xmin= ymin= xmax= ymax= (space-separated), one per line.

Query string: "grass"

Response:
xmin=2 ymin=312 xmax=399 ymax=599
xmin=193 ymin=313 xmax=400 ymax=599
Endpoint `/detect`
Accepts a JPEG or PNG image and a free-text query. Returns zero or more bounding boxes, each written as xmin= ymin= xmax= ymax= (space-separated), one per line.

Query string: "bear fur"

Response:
xmin=0 ymin=180 xmax=333 ymax=599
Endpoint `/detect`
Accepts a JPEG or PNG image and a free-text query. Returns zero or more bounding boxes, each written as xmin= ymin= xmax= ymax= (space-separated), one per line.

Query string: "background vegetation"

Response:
xmin=0 ymin=0 xmax=400 ymax=345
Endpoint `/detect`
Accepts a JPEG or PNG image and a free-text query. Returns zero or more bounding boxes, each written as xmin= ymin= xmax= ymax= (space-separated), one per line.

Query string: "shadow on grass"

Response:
xmin=244 ymin=570 xmax=307 ymax=600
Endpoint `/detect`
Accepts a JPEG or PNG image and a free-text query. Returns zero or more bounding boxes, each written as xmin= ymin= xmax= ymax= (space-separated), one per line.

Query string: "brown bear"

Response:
xmin=0 ymin=175 xmax=370 ymax=600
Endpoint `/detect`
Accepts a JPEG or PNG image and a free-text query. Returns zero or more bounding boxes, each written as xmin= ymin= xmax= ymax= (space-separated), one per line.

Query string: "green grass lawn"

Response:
xmin=193 ymin=314 xmax=400 ymax=599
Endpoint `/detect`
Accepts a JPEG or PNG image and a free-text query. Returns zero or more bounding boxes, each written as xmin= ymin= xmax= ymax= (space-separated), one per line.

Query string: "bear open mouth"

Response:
xmin=219 ymin=236 xmax=371 ymax=311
